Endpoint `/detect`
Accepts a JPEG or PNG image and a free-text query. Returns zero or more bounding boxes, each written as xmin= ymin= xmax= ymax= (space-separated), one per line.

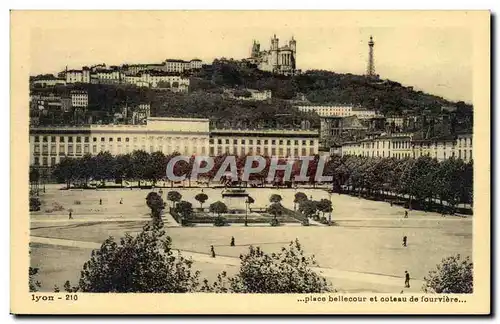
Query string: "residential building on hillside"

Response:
xmin=31 ymin=75 xmax=66 ymax=87
xmin=70 ymin=90 xmax=88 ymax=108
xmin=296 ymin=105 xmax=381 ymax=119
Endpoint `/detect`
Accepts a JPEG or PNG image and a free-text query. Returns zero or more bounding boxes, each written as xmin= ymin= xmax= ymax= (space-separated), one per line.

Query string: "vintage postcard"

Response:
xmin=10 ymin=10 xmax=490 ymax=315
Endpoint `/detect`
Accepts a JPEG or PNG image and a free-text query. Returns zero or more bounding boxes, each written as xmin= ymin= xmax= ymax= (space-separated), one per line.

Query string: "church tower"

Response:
xmin=270 ymin=34 xmax=279 ymax=71
xmin=251 ymin=40 xmax=260 ymax=58
xmin=289 ymin=36 xmax=297 ymax=70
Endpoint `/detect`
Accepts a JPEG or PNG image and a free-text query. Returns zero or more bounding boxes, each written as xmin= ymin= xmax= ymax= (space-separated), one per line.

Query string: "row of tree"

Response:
xmin=50 ymin=150 xmax=473 ymax=212
xmin=325 ymin=155 xmax=473 ymax=212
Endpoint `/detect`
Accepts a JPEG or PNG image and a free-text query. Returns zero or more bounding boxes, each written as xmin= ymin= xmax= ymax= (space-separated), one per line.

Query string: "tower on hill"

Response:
xmin=366 ymin=36 xmax=376 ymax=78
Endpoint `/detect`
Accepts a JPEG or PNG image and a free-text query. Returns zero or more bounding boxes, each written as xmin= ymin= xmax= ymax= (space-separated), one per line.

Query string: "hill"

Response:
xmin=191 ymin=60 xmax=473 ymax=117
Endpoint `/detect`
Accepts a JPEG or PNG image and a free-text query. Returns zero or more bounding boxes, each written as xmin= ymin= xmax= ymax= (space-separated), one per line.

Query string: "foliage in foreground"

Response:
xmin=201 ymin=239 xmax=332 ymax=293
xmin=64 ymin=222 xmax=200 ymax=293
xmin=422 ymin=254 xmax=473 ymax=293
xmin=56 ymin=221 xmax=331 ymax=293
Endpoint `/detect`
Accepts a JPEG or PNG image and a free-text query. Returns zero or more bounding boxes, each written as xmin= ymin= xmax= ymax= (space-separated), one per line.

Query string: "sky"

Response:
xmin=28 ymin=11 xmax=473 ymax=103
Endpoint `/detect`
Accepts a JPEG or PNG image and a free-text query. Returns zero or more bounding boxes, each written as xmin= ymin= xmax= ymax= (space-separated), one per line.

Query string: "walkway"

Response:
xmin=30 ymin=235 xmax=424 ymax=291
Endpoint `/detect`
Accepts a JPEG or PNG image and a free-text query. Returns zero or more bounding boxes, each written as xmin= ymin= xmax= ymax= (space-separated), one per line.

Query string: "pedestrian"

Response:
xmin=402 ymin=236 xmax=407 ymax=247
xmin=404 ymin=271 xmax=410 ymax=288
xmin=99 ymin=198 xmax=102 ymax=205
xmin=404 ymin=210 xmax=408 ymax=218
xmin=120 ymin=198 xmax=123 ymax=205
xmin=390 ymin=201 xmax=393 ymax=207
xmin=201 ymin=188 xmax=204 ymax=193
xmin=211 ymin=245 xmax=216 ymax=258
xmin=230 ymin=236 xmax=235 ymax=247
xmin=69 ymin=211 xmax=73 ymax=219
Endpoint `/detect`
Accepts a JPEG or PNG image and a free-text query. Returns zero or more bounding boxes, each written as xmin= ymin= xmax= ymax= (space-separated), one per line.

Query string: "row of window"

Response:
xmin=33 ymin=144 xmax=209 ymax=156
xmin=344 ymin=149 xmax=473 ymax=160
xmin=34 ymin=136 xmax=90 ymax=143
xmin=361 ymin=141 xmax=411 ymax=150
xmin=210 ymin=139 xmax=315 ymax=146
xmin=211 ymin=146 xmax=315 ymax=156
xmin=32 ymin=136 xmax=317 ymax=146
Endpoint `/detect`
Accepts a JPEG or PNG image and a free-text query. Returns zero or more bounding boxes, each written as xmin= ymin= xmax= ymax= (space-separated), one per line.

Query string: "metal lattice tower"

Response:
xmin=366 ymin=36 xmax=375 ymax=77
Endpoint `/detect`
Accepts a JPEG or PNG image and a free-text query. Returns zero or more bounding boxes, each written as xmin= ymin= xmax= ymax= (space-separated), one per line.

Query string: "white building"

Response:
xmin=29 ymin=118 xmax=320 ymax=168
xmin=31 ymin=77 xmax=66 ymax=87
xmin=209 ymin=129 xmax=319 ymax=157
xmin=29 ymin=117 xmax=211 ymax=167
xmin=386 ymin=117 xmax=405 ymax=128
xmin=296 ymin=105 xmax=381 ymax=119
xmin=342 ymin=133 xmax=473 ymax=162
xmin=70 ymin=90 xmax=88 ymax=108
xmin=65 ymin=68 xmax=91 ymax=84
xmin=124 ymin=72 xmax=190 ymax=90
xmin=164 ymin=59 xmax=202 ymax=73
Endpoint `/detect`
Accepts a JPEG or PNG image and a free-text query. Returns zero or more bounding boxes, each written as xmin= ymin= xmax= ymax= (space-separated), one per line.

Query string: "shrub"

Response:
xmin=269 ymin=218 xmax=280 ymax=227
xmin=63 ymin=223 xmax=200 ymax=292
xmin=201 ymin=239 xmax=332 ymax=293
xmin=29 ymin=197 xmax=41 ymax=212
xmin=214 ymin=216 xmax=228 ymax=227
xmin=422 ymin=254 xmax=473 ymax=293
xmin=52 ymin=202 xmax=65 ymax=211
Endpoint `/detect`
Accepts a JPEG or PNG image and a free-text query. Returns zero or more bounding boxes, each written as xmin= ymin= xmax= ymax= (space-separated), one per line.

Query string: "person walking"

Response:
xmin=99 ymin=198 xmax=102 ymax=205
xmin=119 ymin=198 xmax=123 ymax=205
xmin=230 ymin=236 xmax=235 ymax=247
xmin=404 ymin=210 xmax=408 ymax=218
xmin=402 ymin=236 xmax=407 ymax=247
xmin=404 ymin=271 xmax=410 ymax=288
xmin=68 ymin=211 xmax=73 ymax=219
xmin=211 ymin=245 xmax=216 ymax=258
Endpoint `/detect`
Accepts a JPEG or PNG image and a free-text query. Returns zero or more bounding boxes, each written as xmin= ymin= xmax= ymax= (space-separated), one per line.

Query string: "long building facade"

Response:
xmin=340 ymin=132 xmax=473 ymax=162
xmin=29 ymin=118 xmax=320 ymax=168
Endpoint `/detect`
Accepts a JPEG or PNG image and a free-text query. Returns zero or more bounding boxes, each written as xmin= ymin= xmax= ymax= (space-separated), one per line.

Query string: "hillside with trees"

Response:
xmin=30 ymin=59 xmax=472 ymax=130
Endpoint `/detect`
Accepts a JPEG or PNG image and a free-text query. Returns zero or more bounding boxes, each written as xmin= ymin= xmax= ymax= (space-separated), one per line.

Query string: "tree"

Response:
xmin=29 ymin=267 xmax=41 ymax=292
xmin=267 ymin=202 xmax=283 ymax=221
xmin=93 ymin=151 xmax=115 ymax=186
xmin=131 ymin=150 xmax=151 ymax=187
xmin=209 ymin=201 xmax=228 ymax=217
xmin=145 ymin=192 xmax=165 ymax=221
xmin=194 ymin=193 xmax=209 ymax=209
xmin=69 ymin=223 xmax=200 ymax=292
xmin=52 ymin=157 xmax=78 ymax=189
xmin=423 ymin=254 xmax=473 ymax=293
xmin=166 ymin=191 xmax=182 ymax=208
xmin=269 ymin=194 xmax=282 ymax=204
xmin=299 ymin=199 xmax=317 ymax=219
xmin=29 ymin=197 xmax=41 ymax=212
xmin=316 ymin=199 xmax=333 ymax=218
xmin=201 ymin=239 xmax=332 ymax=293
xmin=175 ymin=200 xmax=193 ymax=221
xmin=294 ymin=192 xmax=308 ymax=211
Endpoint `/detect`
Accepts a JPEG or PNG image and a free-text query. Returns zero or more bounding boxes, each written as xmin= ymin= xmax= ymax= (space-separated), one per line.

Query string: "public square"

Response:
xmin=30 ymin=185 xmax=472 ymax=293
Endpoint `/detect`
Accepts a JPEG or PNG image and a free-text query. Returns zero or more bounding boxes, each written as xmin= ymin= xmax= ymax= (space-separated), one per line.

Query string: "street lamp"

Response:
xmin=328 ymin=191 xmax=332 ymax=225
xmin=245 ymin=198 xmax=248 ymax=227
